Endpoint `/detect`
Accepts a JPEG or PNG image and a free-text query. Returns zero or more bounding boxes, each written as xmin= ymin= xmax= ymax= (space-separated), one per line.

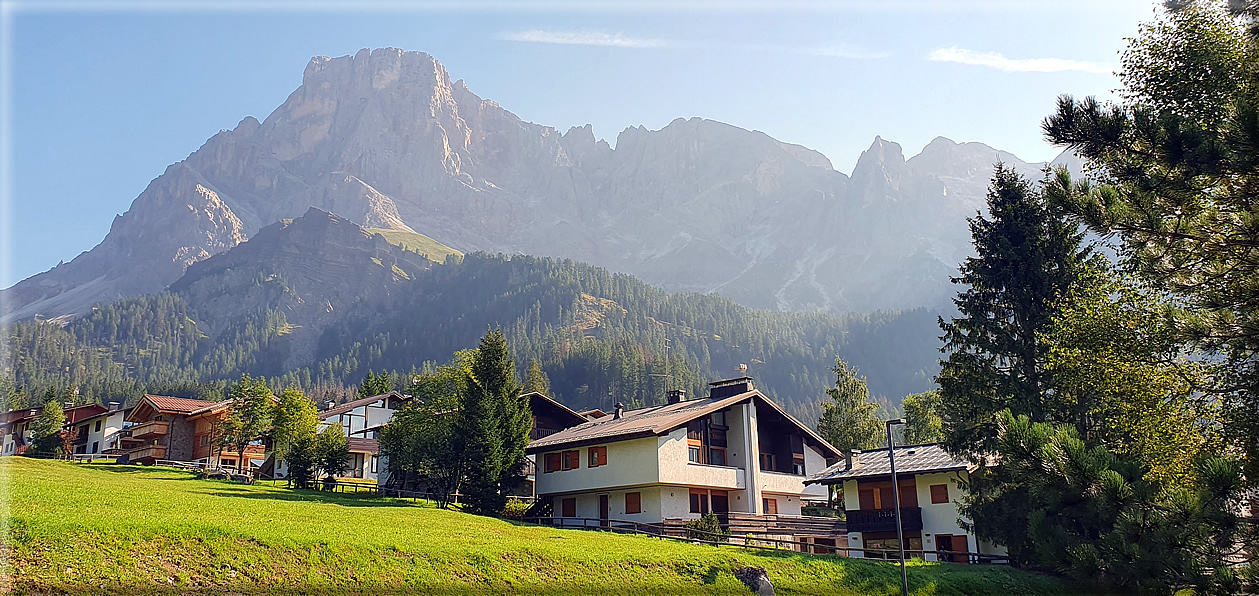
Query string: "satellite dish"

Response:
xmin=737 ymin=363 xmax=748 ymax=375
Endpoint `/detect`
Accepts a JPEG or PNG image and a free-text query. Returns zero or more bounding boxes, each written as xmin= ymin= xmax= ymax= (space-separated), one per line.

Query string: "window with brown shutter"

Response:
xmin=562 ymin=450 xmax=580 ymax=470
xmin=561 ymin=498 xmax=576 ymax=517
xmin=689 ymin=489 xmax=709 ymax=514
xmin=544 ymin=452 xmax=562 ymax=473
xmin=930 ymin=483 xmax=949 ymax=504
xmin=588 ymin=446 xmax=607 ymax=467
xmin=763 ymin=498 xmax=778 ymax=514
xmin=625 ymin=491 xmax=641 ymax=514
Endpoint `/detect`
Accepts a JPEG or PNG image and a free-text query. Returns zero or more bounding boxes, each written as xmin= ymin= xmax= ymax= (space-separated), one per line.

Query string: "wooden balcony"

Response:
xmin=846 ymin=508 xmax=923 ymax=533
xmin=719 ymin=512 xmax=847 ymax=537
xmin=129 ymin=420 xmax=170 ymax=440
xmin=124 ymin=444 xmax=167 ymax=463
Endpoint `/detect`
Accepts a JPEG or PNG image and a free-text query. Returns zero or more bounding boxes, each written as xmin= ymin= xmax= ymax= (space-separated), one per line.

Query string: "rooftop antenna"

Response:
xmin=648 ymin=337 xmax=672 ymax=404
xmin=737 ymin=363 xmax=748 ymax=376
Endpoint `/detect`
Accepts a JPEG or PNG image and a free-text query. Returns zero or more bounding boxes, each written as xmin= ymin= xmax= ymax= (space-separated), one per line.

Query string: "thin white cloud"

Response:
xmin=498 ymin=29 xmax=674 ymax=48
xmin=928 ymin=47 xmax=1114 ymax=74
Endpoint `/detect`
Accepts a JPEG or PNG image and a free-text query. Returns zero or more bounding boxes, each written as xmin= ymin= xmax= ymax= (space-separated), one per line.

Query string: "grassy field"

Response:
xmin=4 ymin=458 xmax=1082 ymax=595
xmin=367 ymin=228 xmax=462 ymax=262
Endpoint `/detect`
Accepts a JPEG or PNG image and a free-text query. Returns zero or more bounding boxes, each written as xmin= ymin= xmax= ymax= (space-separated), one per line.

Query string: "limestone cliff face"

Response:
xmin=3 ymin=48 xmax=1064 ymax=320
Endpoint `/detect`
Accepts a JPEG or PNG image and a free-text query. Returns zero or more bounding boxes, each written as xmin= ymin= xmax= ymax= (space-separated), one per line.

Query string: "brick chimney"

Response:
xmin=614 ymin=402 xmax=624 ymax=419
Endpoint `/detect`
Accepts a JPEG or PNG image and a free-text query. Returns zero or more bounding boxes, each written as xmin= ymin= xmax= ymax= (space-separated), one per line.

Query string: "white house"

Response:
xmin=527 ymin=378 xmax=841 ymax=533
xmin=269 ymin=391 xmax=410 ymax=482
xmin=806 ymin=444 xmax=1008 ymax=562
xmin=68 ymin=403 xmax=131 ymax=456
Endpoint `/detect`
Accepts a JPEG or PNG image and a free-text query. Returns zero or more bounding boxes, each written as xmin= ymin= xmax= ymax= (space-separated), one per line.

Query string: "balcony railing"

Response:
xmin=125 ymin=444 xmax=168 ymax=462
xmin=846 ymin=508 xmax=923 ymax=533
xmin=129 ymin=420 xmax=170 ymax=439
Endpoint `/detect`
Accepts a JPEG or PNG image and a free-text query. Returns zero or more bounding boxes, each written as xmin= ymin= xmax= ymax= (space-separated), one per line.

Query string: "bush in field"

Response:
xmin=499 ymin=499 xmax=532 ymax=520
xmin=684 ymin=513 xmax=730 ymax=542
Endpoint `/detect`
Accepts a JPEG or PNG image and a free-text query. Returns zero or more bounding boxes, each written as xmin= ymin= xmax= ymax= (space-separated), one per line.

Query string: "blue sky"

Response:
xmin=2 ymin=0 xmax=1158 ymax=286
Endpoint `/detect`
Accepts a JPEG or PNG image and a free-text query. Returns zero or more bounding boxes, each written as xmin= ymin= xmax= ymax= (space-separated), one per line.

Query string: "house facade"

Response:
xmin=2 ymin=403 xmax=114 ymax=456
xmin=68 ymin=403 xmax=130 ymax=456
xmin=528 ymin=378 xmax=840 ymax=533
xmin=806 ymin=444 xmax=1007 ymax=562
xmin=119 ymin=394 xmax=266 ymax=468
xmin=302 ymin=391 xmax=411 ymax=482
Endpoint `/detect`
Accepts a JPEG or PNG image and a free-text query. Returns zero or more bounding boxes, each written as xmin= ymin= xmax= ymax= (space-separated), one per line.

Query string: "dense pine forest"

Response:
xmin=2 ymin=252 xmax=940 ymax=423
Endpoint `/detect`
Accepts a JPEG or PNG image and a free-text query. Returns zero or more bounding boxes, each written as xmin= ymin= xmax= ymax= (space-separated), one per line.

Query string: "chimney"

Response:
xmin=844 ymin=450 xmax=854 ymax=470
xmin=108 ymin=401 xmax=120 ymax=411
xmin=63 ymin=401 xmax=73 ymax=410
xmin=667 ymin=389 xmax=687 ymax=404
xmin=614 ymin=402 xmax=624 ymax=419
xmin=708 ymin=376 xmax=754 ymax=399
xmin=326 ymin=400 xmax=336 ymax=410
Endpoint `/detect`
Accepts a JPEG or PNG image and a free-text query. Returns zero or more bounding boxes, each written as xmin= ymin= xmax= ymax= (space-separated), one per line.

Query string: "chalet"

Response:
xmin=118 ymin=394 xmax=266 ymax=468
xmin=2 ymin=403 xmax=116 ymax=456
xmin=806 ymin=443 xmax=1007 ymax=562
xmin=527 ymin=378 xmax=844 ymax=546
xmin=303 ymin=391 xmax=411 ymax=482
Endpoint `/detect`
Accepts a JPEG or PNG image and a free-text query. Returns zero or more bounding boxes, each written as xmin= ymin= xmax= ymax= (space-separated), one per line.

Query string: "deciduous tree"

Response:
xmin=221 ymin=374 xmax=274 ymax=473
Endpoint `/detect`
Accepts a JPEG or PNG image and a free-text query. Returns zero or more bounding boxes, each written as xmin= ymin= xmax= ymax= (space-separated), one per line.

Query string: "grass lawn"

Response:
xmin=4 ymin=458 xmax=1083 ymax=595
xmin=367 ymin=228 xmax=462 ymax=262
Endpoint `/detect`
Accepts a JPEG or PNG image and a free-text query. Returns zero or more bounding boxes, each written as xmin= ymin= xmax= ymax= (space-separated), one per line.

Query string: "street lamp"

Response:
xmin=886 ymin=418 xmax=908 ymax=596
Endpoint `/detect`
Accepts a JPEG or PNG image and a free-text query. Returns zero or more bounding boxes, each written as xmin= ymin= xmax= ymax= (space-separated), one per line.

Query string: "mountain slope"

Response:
xmin=4 ymin=209 xmax=940 ymax=422
xmin=4 ymin=48 xmax=1062 ymax=321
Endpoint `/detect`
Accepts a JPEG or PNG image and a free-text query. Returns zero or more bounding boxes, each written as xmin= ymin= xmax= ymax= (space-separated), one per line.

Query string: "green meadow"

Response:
xmin=5 ymin=458 xmax=1082 ymax=595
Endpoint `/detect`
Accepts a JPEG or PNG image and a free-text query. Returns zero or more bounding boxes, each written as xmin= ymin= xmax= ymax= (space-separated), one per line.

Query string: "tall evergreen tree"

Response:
xmin=815 ymin=357 xmax=883 ymax=456
xmin=523 ymin=358 xmax=551 ymax=396
xmin=358 ymin=370 xmax=393 ymax=398
xmin=1043 ymin=0 xmax=1259 ymax=480
xmin=457 ymin=330 xmax=527 ymax=515
xmin=938 ymin=165 xmax=1088 ymax=458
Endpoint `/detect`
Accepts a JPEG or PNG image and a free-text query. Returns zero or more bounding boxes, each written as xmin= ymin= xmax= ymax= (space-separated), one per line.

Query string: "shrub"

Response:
xmin=684 ymin=513 xmax=730 ymax=542
xmin=499 ymin=499 xmax=532 ymax=520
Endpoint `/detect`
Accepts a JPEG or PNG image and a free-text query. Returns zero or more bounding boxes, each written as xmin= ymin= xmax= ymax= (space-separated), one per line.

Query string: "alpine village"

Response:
xmin=4 ymin=2 xmax=1259 ymax=595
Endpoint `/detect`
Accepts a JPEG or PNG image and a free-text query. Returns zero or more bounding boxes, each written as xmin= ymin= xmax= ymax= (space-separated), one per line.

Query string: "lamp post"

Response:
xmin=886 ymin=418 xmax=908 ymax=596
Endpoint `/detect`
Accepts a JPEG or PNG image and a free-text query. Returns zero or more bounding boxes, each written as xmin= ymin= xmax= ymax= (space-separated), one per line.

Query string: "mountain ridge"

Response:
xmin=4 ymin=47 xmax=1069 ymax=322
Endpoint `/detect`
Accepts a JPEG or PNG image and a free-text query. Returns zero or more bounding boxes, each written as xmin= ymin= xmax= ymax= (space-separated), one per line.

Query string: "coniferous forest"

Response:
xmin=1 ymin=252 xmax=940 ymax=423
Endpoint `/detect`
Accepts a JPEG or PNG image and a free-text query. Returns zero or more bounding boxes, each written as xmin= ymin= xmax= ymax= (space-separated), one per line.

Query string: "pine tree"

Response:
xmin=815 ymin=357 xmax=883 ymax=456
xmin=938 ymin=165 xmax=1088 ymax=458
xmin=358 ymin=370 xmax=393 ymax=398
xmin=456 ymin=329 xmax=526 ymax=515
xmin=523 ymin=358 xmax=551 ymax=396
xmin=1043 ymin=1 xmax=1259 ymax=480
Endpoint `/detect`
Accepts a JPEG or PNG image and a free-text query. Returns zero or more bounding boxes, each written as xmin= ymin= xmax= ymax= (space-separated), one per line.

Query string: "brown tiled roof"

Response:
xmin=805 ymin=444 xmax=974 ymax=485
xmin=319 ymin=391 xmax=407 ymax=420
xmin=2 ymin=404 xmax=112 ymax=427
xmin=143 ymin=394 xmax=221 ymax=414
xmin=526 ymin=391 xmax=840 ymax=458
xmin=526 ymin=392 xmax=588 ymax=427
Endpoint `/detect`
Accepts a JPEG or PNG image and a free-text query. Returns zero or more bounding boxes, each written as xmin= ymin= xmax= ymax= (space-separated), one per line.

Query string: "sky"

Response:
xmin=1 ymin=0 xmax=1160 ymax=287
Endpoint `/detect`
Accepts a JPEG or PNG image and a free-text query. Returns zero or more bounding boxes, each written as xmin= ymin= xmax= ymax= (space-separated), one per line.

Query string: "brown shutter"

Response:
xmin=625 ymin=491 xmax=641 ymax=514
xmin=930 ymin=484 xmax=949 ymax=504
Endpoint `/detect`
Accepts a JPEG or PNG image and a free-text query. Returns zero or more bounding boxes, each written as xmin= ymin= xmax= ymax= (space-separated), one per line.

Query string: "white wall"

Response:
xmin=536 ymin=436 xmax=661 ymax=495
xmin=762 ymin=491 xmax=804 ymax=516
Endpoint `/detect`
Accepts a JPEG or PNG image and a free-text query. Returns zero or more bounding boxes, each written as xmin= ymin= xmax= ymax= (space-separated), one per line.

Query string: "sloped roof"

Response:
xmin=525 ymin=391 xmax=588 ymax=427
xmin=805 ymin=444 xmax=973 ymax=485
xmin=319 ymin=391 xmax=407 ymax=420
xmin=143 ymin=395 xmax=221 ymax=414
xmin=72 ymin=406 xmax=133 ymax=424
xmin=526 ymin=390 xmax=839 ymax=458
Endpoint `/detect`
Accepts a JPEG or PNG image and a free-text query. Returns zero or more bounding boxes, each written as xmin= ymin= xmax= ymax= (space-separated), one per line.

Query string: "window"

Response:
xmin=689 ymin=489 xmax=709 ymax=514
xmin=561 ymin=498 xmax=577 ymax=517
xmin=759 ymin=453 xmax=776 ymax=471
xmin=763 ymin=498 xmax=778 ymax=514
xmin=371 ymin=455 xmax=378 ymax=474
xmin=562 ymin=450 xmax=580 ymax=470
xmin=588 ymin=446 xmax=607 ymax=467
xmin=94 ymin=420 xmax=102 ymax=433
xmin=201 ymin=435 xmax=210 ymax=446
xmin=930 ymin=484 xmax=949 ymax=504
xmin=91 ymin=441 xmax=99 ymax=453
xmin=544 ymin=452 xmax=562 ymax=473
xmin=688 ymin=446 xmax=702 ymax=463
xmin=710 ymin=411 xmax=725 ymax=426
xmin=710 ymin=491 xmax=729 ymax=514
xmin=625 ymin=492 xmax=642 ymax=514
xmin=708 ymin=447 xmax=726 ymax=466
